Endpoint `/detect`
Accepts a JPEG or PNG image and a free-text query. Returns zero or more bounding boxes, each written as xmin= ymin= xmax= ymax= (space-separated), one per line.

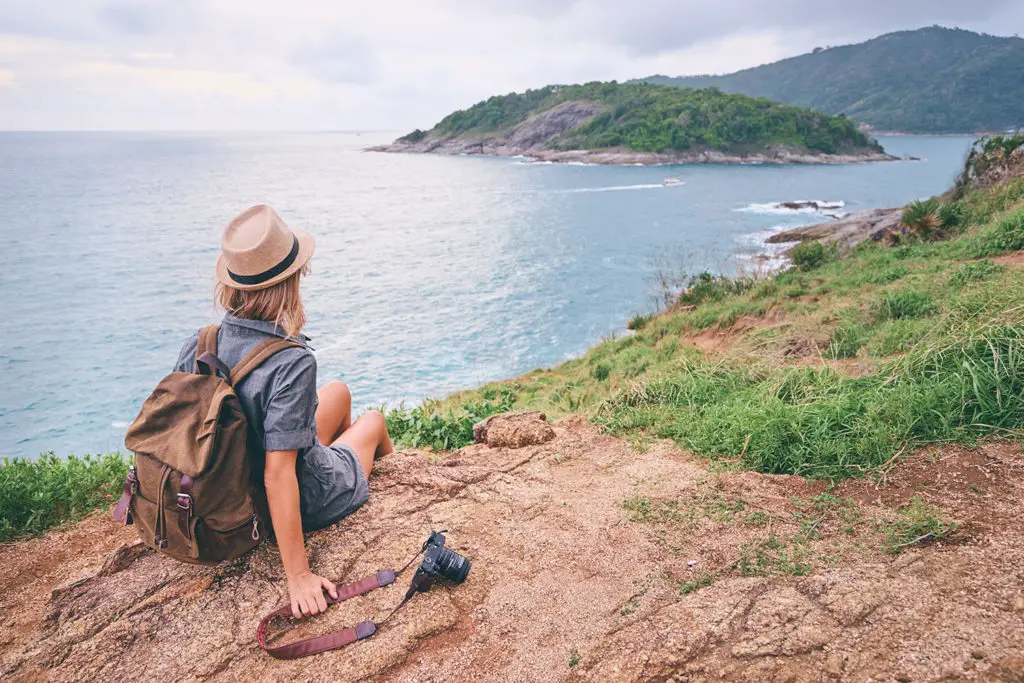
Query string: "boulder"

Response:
xmin=473 ymin=412 xmax=555 ymax=449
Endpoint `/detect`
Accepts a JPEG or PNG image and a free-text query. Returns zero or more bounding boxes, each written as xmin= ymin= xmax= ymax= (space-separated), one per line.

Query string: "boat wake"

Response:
xmin=551 ymin=182 xmax=684 ymax=194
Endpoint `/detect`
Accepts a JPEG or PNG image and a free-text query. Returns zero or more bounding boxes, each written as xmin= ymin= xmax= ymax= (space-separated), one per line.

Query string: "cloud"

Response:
xmin=0 ymin=0 xmax=1021 ymax=130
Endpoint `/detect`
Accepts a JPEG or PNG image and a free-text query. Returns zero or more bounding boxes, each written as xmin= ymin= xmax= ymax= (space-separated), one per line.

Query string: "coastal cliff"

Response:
xmin=371 ymin=82 xmax=895 ymax=165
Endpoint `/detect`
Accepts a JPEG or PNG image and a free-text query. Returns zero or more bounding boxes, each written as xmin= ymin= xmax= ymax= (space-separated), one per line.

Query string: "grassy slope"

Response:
xmin=413 ymin=81 xmax=880 ymax=155
xmin=433 ymin=177 xmax=1024 ymax=479
xmin=645 ymin=27 xmax=1024 ymax=134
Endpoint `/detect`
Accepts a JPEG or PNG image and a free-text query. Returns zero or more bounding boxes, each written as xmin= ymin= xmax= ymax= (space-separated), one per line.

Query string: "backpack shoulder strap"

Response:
xmin=230 ymin=337 xmax=304 ymax=386
xmin=195 ymin=325 xmax=220 ymax=366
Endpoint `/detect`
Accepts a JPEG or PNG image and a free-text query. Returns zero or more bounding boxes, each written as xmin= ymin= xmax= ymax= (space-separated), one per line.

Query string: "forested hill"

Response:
xmin=643 ymin=26 xmax=1024 ymax=134
xmin=394 ymin=81 xmax=882 ymax=158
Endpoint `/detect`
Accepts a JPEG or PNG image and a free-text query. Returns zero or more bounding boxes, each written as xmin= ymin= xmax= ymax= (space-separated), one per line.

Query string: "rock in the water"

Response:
xmin=473 ymin=412 xmax=555 ymax=449
xmin=766 ymin=207 xmax=905 ymax=250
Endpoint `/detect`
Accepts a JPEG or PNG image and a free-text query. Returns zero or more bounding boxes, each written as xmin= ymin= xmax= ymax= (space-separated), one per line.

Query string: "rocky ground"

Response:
xmin=765 ymin=208 xmax=905 ymax=250
xmin=1 ymin=415 xmax=1023 ymax=682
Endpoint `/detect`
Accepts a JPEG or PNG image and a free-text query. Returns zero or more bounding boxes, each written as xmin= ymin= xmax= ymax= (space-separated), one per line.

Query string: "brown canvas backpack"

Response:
xmin=113 ymin=324 xmax=300 ymax=565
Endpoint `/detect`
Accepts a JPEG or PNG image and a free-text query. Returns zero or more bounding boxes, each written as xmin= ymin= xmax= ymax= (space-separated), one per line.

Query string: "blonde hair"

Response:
xmin=216 ymin=264 xmax=309 ymax=338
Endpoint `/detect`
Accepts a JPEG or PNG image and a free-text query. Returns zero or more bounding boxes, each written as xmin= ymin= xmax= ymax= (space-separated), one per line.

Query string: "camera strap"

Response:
xmin=256 ymin=544 xmax=427 ymax=660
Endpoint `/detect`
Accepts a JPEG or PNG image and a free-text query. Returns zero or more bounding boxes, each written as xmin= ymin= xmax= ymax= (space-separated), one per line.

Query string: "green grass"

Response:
xmin=383 ymin=385 xmax=518 ymax=451
xmin=0 ymin=452 xmax=129 ymax=542
xmin=873 ymin=289 xmax=938 ymax=320
xmin=880 ymin=496 xmax=958 ymax=553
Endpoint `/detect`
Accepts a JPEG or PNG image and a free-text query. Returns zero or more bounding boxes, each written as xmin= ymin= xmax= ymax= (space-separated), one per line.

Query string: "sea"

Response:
xmin=0 ymin=132 xmax=976 ymax=459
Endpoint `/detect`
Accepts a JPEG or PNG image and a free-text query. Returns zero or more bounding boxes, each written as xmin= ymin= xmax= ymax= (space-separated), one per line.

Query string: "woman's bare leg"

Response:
xmin=315 ymin=381 xmax=351 ymax=445
xmin=334 ymin=411 xmax=393 ymax=479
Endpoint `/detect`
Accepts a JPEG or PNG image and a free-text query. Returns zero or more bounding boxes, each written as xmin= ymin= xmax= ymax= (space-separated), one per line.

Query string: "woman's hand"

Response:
xmin=287 ymin=570 xmax=338 ymax=618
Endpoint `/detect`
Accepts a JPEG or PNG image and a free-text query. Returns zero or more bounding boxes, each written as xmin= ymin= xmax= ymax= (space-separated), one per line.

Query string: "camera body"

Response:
xmin=409 ymin=531 xmax=471 ymax=595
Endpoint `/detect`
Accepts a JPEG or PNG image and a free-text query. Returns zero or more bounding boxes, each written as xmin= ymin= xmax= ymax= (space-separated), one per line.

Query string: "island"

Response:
xmin=370 ymin=82 xmax=895 ymax=165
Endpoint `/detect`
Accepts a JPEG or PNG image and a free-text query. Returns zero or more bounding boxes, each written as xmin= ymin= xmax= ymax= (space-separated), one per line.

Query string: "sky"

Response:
xmin=0 ymin=1 xmax=1022 ymax=131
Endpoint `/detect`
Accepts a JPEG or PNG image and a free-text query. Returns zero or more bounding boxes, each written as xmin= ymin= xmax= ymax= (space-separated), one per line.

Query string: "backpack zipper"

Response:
xmin=251 ymin=515 xmax=260 ymax=541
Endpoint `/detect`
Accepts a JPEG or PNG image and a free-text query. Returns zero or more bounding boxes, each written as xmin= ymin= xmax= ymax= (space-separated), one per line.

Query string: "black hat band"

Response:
xmin=227 ymin=235 xmax=299 ymax=286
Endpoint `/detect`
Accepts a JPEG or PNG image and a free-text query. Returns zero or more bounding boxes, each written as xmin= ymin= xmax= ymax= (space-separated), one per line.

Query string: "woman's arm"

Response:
xmin=264 ymin=449 xmax=338 ymax=618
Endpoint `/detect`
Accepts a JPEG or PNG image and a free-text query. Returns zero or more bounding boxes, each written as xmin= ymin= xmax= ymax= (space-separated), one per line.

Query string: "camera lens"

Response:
xmin=435 ymin=546 xmax=471 ymax=583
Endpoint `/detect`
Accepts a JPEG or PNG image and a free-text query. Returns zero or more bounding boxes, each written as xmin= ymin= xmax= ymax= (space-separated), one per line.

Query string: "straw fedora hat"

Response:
xmin=216 ymin=204 xmax=315 ymax=291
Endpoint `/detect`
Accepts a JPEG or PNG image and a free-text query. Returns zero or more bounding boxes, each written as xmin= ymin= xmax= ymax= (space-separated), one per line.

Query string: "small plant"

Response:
xmin=881 ymin=496 xmax=958 ymax=554
xmin=874 ymin=289 xmax=937 ymax=320
xmin=678 ymin=271 xmax=756 ymax=306
xmin=741 ymin=510 xmax=769 ymax=526
xmin=900 ymin=198 xmax=944 ymax=240
xmin=591 ymin=363 xmax=611 ymax=381
xmin=735 ymin=535 xmax=812 ymax=576
xmin=621 ymin=495 xmax=688 ymax=524
xmin=680 ymin=573 xmax=714 ymax=594
xmin=568 ymin=648 xmax=581 ymax=668
xmin=627 ymin=313 xmax=653 ymax=331
xmin=790 ymin=241 xmax=835 ymax=271
xmin=828 ymin=319 xmax=868 ymax=359
xmin=948 ymin=260 xmax=1003 ymax=288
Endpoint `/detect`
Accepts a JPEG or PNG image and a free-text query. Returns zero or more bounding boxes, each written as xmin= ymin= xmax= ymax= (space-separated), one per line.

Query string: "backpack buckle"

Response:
xmin=176 ymin=493 xmax=192 ymax=510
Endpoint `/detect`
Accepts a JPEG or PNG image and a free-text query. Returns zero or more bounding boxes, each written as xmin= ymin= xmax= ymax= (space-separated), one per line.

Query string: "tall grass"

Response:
xmin=0 ymin=452 xmax=129 ymax=542
xmin=596 ymin=324 xmax=1024 ymax=479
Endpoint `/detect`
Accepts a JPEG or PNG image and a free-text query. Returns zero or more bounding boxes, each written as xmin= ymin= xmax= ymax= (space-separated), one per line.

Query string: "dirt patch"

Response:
xmin=991 ymin=250 xmax=1024 ymax=267
xmin=1 ymin=424 xmax=1022 ymax=682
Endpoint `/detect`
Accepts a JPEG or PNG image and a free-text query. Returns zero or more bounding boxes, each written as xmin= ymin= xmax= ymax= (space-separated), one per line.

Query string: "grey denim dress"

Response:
xmin=173 ymin=314 xmax=369 ymax=531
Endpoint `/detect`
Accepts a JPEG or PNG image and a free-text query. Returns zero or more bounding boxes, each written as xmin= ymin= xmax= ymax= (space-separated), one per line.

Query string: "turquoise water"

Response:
xmin=0 ymin=132 xmax=975 ymax=459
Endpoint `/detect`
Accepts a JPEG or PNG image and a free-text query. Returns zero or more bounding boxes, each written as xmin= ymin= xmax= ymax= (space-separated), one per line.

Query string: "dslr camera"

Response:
xmin=407 ymin=531 xmax=471 ymax=595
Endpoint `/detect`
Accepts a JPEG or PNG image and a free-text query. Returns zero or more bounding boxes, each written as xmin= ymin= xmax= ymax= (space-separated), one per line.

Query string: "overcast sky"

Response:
xmin=1 ymin=1 xmax=1022 ymax=131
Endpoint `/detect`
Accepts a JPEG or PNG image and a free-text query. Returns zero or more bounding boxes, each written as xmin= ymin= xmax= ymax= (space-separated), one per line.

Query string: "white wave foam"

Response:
xmin=111 ymin=421 xmax=130 ymax=429
xmin=735 ymin=200 xmax=845 ymax=215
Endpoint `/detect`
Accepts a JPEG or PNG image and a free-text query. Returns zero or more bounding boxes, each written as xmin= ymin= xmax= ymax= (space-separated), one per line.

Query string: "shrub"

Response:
xmin=790 ymin=241 xmax=835 ymax=271
xmin=384 ymin=385 xmax=518 ymax=451
xmin=627 ymin=313 xmax=652 ymax=331
xmin=592 ymin=363 xmax=611 ymax=381
xmin=0 ymin=452 xmax=129 ymax=542
xmin=900 ymin=198 xmax=943 ymax=240
xmin=874 ymin=290 xmax=938 ymax=320
xmin=678 ymin=271 xmax=756 ymax=306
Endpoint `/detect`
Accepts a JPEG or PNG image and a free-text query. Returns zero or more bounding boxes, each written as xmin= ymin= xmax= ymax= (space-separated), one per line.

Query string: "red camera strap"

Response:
xmin=256 ymin=548 xmax=426 ymax=660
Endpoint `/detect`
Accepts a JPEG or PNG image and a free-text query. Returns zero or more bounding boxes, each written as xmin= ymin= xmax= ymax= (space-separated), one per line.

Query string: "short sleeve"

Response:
xmin=173 ymin=332 xmax=200 ymax=373
xmin=263 ymin=351 xmax=319 ymax=452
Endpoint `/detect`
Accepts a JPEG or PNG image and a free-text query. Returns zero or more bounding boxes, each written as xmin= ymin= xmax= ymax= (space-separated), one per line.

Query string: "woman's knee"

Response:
xmin=360 ymin=410 xmax=388 ymax=436
xmin=319 ymin=381 xmax=351 ymax=406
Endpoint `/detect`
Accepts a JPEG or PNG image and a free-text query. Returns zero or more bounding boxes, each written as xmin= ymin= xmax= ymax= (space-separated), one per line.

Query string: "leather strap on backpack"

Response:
xmin=196 ymin=325 xmax=220 ymax=366
xmin=230 ymin=337 xmax=303 ymax=386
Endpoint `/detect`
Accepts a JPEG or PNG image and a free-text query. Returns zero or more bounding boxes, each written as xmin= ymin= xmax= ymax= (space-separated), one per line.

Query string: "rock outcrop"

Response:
xmin=766 ymin=208 xmax=905 ymax=250
xmin=473 ymin=411 xmax=555 ymax=449
xmin=2 ymin=422 xmax=1023 ymax=682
